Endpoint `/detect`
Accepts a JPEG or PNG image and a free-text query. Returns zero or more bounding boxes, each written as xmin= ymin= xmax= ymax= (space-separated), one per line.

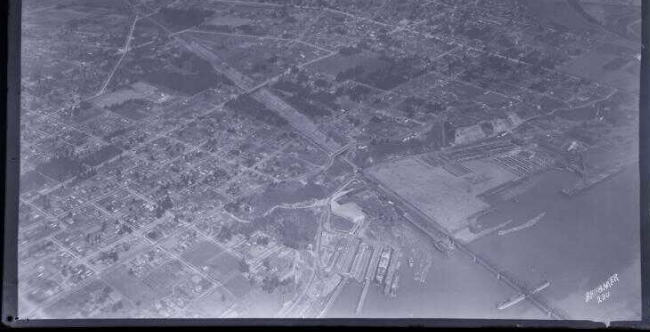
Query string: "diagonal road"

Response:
xmin=97 ymin=14 xmax=139 ymax=97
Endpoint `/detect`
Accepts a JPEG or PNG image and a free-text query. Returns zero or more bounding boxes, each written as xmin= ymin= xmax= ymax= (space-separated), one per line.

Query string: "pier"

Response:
xmin=364 ymin=171 xmax=571 ymax=320
xmin=319 ymin=277 xmax=348 ymax=318
xmin=355 ymin=245 xmax=382 ymax=315
xmin=561 ymin=167 xmax=624 ymax=197
xmin=355 ymin=278 xmax=371 ymax=315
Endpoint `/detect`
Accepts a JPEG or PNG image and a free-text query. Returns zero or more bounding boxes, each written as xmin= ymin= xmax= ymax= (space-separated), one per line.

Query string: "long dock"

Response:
xmin=561 ymin=167 xmax=624 ymax=197
xmin=355 ymin=279 xmax=371 ymax=315
xmin=355 ymin=245 xmax=382 ymax=315
xmin=319 ymin=277 xmax=348 ymax=318
xmin=363 ymin=171 xmax=571 ymax=320
xmin=497 ymin=212 xmax=546 ymax=236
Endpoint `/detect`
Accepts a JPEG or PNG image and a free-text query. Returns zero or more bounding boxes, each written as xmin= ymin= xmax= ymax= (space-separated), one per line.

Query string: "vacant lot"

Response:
xmin=368 ymin=158 xmax=491 ymax=233
xmin=225 ymin=274 xmax=253 ymax=298
xmin=558 ymin=51 xmax=639 ymax=93
xmin=307 ymin=51 xmax=386 ymax=76
xmin=181 ymin=241 xmax=224 ymax=267
xmin=185 ymin=286 xmax=235 ymax=318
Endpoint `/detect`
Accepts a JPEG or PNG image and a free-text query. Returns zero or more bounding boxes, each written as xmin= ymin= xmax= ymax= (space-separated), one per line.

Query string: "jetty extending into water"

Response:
xmin=498 ymin=212 xmax=546 ymax=236
xmin=561 ymin=167 xmax=624 ymax=197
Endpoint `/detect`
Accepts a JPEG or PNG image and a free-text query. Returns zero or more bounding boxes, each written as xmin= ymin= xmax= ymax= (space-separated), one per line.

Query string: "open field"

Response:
xmin=558 ymin=51 xmax=640 ymax=93
xmin=368 ymin=158 xmax=492 ymax=233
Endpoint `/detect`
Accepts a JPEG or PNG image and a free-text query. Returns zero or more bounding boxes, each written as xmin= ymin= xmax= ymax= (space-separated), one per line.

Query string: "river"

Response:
xmin=325 ymin=164 xmax=640 ymax=322
xmin=471 ymin=165 xmax=641 ymax=321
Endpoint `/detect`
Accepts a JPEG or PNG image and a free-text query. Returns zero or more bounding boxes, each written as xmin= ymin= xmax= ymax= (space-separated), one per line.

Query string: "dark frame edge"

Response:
xmin=2 ymin=0 xmax=20 ymax=328
xmin=3 ymin=318 xmax=607 ymax=329
xmin=639 ymin=0 xmax=650 ymax=326
xmin=0 ymin=0 xmax=648 ymax=328
xmin=612 ymin=0 xmax=649 ymax=328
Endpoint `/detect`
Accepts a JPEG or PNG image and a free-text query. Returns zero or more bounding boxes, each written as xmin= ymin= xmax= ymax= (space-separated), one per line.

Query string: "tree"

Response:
xmin=263 ymin=258 xmax=271 ymax=270
xmin=256 ymin=236 xmax=270 ymax=246
xmin=154 ymin=205 xmax=165 ymax=219
xmin=238 ymin=258 xmax=250 ymax=273
xmin=261 ymin=275 xmax=281 ymax=293
xmin=217 ymin=224 xmax=233 ymax=242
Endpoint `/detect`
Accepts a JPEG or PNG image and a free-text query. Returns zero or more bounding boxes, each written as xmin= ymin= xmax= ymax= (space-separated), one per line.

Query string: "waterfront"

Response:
xmin=326 ymin=243 xmax=547 ymax=319
xmin=326 ymin=165 xmax=640 ymax=321
xmin=471 ymin=165 xmax=641 ymax=321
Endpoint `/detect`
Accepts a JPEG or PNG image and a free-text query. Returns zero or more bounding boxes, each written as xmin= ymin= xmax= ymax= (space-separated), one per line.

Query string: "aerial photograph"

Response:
xmin=17 ymin=0 xmax=641 ymax=322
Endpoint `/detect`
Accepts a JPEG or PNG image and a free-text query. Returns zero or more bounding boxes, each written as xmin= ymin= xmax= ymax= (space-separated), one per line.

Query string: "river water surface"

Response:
xmin=326 ymin=165 xmax=640 ymax=321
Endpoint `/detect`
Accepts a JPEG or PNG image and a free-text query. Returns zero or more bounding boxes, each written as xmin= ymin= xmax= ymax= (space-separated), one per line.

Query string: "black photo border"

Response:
xmin=1 ymin=0 xmax=648 ymax=328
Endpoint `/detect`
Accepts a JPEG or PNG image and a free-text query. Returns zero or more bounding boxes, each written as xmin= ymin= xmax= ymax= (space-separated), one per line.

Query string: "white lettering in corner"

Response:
xmin=585 ymin=273 xmax=619 ymax=304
